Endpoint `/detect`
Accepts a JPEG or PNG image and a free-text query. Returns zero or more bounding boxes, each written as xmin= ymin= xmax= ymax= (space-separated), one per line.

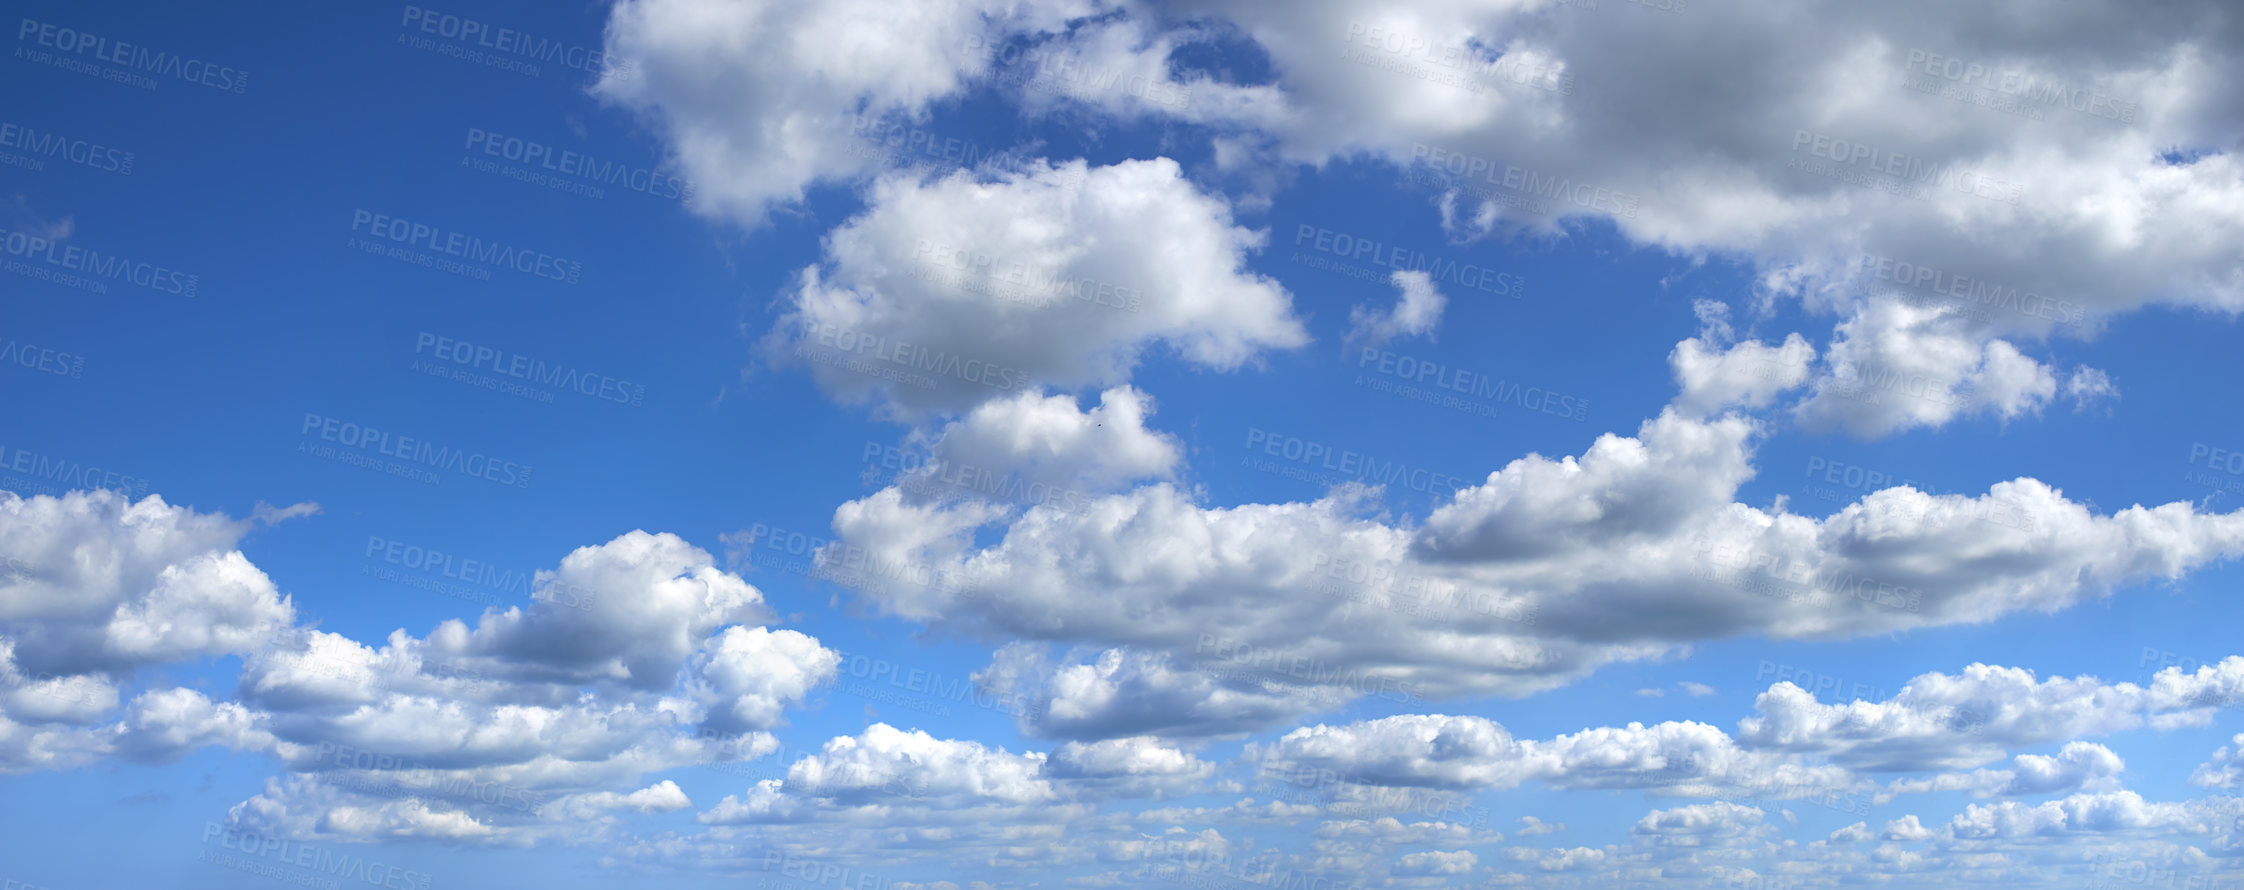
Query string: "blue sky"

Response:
xmin=5 ymin=0 xmax=2244 ymax=887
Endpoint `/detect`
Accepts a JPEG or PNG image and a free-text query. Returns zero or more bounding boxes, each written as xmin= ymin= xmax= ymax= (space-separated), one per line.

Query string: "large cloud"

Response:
xmin=594 ymin=0 xmax=1101 ymax=225
xmin=820 ymin=409 xmax=2244 ymax=737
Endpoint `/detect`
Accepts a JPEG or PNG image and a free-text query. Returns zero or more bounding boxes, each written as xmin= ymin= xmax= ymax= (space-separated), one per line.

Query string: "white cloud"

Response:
xmin=1252 ymin=714 xmax=1856 ymax=800
xmin=899 ymin=385 xmax=1183 ymax=498
xmin=685 ymin=625 xmax=839 ymax=733
xmin=1346 ymin=270 xmax=1448 ymax=348
xmin=0 ymin=491 xmax=292 ymax=675
xmin=593 ymin=0 xmax=1097 ymax=225
xmin=1392 ymin=849 xmax=1477 ymax=876
xmin=422 ymin=530 xmax=769 ymax=689
xmin=824 ymin=405 xmax=2244 ymax=736
xmin=1740 ymin=659 xmax=2244 ymax=771
xmin=770 ymin=160 xmax=1309 ymax=418
xmin=1879 ymin=742 xmax=2126 ymax=801
xmin=1669 ymin=328 xmax=1815 ymax=417
xmin=2189 ymin=733 xmax=2244 ymax=788
xmin=1793 ymin=299 xmax=2061 ymax=437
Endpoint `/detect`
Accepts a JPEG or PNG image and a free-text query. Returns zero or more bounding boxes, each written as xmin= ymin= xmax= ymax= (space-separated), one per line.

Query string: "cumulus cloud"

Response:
xmin=700 ymin=723 xmax=1056 ymax=823
xmin=1251 ymin=714 xmax=1857 ymax=801
xmin=1345 ymin=270 xmax=1448 ymax=349
xmin=2189 ymin=733 xmax=2244 ymax=788
xmin=0 ymin=491 xmax=292 ymax=676
xmin=1138 ymin=0 xmax=2244 ymax=336
xmin=1740 ymin=659 xmax=2244 ymax=771
xmin=685 ymin=626 xmax=839 ymax=733
xmin=594 ymin=0 xmax=1097 ymax=225
xmin=1878 ymin=742 xmax=2126 ymax=801
xmin=768 ymin=160 xmax=1309 ymax=418
xmin=421 ymin=530 xmax=770 ymax=690
xmin=1670 ymin=333 xmax=1815 ymax=417
xmin=896 ymin=385 xmax=1183 ymax=500
xmin=822 ymin=406 xmax=2244 ymax=737
xmin=1793 ymin=299 xmax=2062 ymax=437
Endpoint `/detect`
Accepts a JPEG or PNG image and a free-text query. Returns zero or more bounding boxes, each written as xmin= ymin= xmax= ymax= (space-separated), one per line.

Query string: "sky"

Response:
xmin=3 ymin=0 xmax=2244 ymax=887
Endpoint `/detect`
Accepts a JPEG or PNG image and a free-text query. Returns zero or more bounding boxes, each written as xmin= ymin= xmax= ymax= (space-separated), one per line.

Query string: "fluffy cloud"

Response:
xmin=1740 ymin=660 xmax=2244 ymax=771
xmin=1669 ymin=333 xmax=1815 ymax=417
xmin=897 ymin=386 xmax=1183 ymax=500
xmin=421 ymin=530 xmax=770 ymax=690
xmin=2189 ymin=733 xmax=2244 ymax=788
xmin=1046 ymin=735 xmax=1215 ymax=797
xmin=593 ymin=0 xmax=1097 ymax=225
xmin=700 ymin=723 xmax=1058 ymax=824
xmin=1345 ymin=270 xmax=1448 ymax=349
xmin=826 ymin=407 xmax=2244 ymax=737
xmin=1792 ymin=299 xmax=2067 ymax=437
xmin=1252 ymin=714 xmax=1856 ymax=800
xmin=770 ymin=159 xmax=1309 ymax=418
xmin=1145 ymin=0 xmax=2244 ymax=331
xmin=1879 ymin=742 xmax=2126 ymax=801
xmin=686 ymin=626 xmax=839 ymax=733
xmin=0 ymin=491 xmax=293 ymax=676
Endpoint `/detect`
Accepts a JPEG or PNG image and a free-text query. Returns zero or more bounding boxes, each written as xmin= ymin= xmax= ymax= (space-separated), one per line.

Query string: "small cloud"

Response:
xmin=252 ymin=501 xmax=321 ymax=525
